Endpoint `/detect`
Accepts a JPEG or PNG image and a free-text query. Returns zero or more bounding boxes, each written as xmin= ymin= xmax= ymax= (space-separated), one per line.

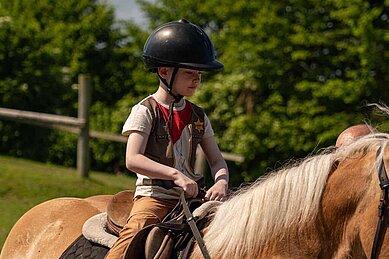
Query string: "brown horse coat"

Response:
xmin=1 ymin=195 xmax=111 ymax=259
xmin=190 ymin=135 xmax=389 ymax=258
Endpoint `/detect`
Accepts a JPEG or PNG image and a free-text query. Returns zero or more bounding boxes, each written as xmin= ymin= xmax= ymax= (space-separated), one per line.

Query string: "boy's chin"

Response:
xmin=186 ymin=89 xmax=198 ymax=96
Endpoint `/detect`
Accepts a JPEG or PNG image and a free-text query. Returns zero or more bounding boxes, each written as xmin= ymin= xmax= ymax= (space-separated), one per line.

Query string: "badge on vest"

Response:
xmin=194 ymin=118 xmax=204 ymax=132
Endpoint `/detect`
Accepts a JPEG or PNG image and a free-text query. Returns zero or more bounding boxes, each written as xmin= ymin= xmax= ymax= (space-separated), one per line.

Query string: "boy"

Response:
xmin=106 ymin=19 xmax=229 ymax=258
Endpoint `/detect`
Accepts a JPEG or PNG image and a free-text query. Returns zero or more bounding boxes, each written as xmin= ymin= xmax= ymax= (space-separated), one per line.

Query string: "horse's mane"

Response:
xmin=201 ymin=131 xmax=389 ymax=258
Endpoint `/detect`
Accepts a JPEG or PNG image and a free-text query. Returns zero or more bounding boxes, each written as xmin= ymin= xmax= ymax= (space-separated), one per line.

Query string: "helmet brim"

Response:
xmin=179 ymin=60 xmax=224 ymax=71
xmin=144 ymin=55 xmax=224 ymax=72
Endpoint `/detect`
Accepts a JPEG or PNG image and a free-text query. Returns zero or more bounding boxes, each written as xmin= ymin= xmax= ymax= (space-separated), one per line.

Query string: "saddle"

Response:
xmin=60 ymin=191 xmax=135 ymax=258
xmin=72 ymin=190 xmax=216 ymax=259
xmin=124 ymin=193 xmax=210 ymax=259
xmin=106 ymin=190 xmax=134 ymax=235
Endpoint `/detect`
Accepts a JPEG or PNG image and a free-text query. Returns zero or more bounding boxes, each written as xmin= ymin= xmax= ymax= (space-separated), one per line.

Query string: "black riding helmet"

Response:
xmin=143 ymin=19 xmax=224 ymax=73
xmin=143 ymin=19 xmax=223 ymax=103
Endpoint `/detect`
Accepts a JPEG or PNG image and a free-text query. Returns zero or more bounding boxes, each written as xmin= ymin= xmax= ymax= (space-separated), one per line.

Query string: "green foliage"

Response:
xmin=140 ymin=0 xmax=388 ymax=180
xmin=0 ymin=0 xmax=138 ymax=171
xmin=0 ymin=0 xmax=388 ymax=184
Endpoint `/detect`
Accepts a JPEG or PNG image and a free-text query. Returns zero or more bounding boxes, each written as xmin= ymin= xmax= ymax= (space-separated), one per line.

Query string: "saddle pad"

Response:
xmin=82 ymin=212 xmax=118 ymax=248
xmin=59 ymin=235 xmax=109 ymax=259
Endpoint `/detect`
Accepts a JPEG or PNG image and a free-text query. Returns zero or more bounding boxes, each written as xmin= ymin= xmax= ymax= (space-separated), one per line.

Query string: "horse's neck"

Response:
xmin=259 ymin=151 xmax=378 ymax=258
xmin=319 ymin=151 xmax=377 ymax=258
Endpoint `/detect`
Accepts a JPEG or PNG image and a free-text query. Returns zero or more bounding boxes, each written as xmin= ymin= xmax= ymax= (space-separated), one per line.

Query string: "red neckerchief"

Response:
xmin=153 ymin=97 xmax=193 ymax=144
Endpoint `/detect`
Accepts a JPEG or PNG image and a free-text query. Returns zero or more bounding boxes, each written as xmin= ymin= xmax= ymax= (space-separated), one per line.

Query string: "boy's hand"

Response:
xmin=173 ymin=172 xmax=198 ymax=198
xmin=205 ymin=180 xmax=228 ymax=201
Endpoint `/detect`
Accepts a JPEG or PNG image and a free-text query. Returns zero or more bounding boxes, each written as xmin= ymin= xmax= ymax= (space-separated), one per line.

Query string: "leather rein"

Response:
xmin=371 ymin=146 xmax=389 ymax=259
xmin=180 ymin=192 xmax=211 ymax=259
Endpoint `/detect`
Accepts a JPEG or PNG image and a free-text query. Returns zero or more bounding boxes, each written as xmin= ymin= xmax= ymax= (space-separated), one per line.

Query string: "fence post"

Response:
xmin=77 ymin=74 xmax=91 ymax=178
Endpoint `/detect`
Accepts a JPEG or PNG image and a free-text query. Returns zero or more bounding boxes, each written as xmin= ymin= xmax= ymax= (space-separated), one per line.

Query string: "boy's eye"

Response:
xmin=185 ymin=71 xmax=201 ymax=76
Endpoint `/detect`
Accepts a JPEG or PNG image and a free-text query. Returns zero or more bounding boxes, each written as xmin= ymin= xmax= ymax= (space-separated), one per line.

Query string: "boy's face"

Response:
xmin=160 ymin=67 xmax=202 ymax=97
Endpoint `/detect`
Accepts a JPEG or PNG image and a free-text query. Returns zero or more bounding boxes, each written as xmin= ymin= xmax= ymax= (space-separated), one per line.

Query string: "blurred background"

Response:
xmin=111 ymin=0 xmax=147 ymax=23
xmin=0 ymin=0 xmax=388 ymax=186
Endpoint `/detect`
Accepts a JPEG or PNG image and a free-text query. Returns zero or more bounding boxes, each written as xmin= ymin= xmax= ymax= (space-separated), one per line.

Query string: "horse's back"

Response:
xmin=1 ymin=196 xmax=111 ymax=259
xmin=85 ymin=194 xmax=113 ymax=211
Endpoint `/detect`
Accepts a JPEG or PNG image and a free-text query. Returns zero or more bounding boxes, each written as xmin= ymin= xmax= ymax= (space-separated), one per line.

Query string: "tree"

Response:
xmin=0 ymin=0 xmax=122 ymax=164
xmin=1 ymin=0 xmax=387 ymax=184
xmin=138 ymin=0 xmax=388 ymax=182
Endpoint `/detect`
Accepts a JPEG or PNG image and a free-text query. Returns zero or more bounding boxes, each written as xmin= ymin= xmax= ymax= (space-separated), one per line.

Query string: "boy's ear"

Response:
xmin=157 ymin=67 xmax=170 ymax=78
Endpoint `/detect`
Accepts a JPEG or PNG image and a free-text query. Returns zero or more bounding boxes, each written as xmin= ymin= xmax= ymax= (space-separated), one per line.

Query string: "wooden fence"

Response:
xmin=0 ymin=74 xmax=244 ymax=178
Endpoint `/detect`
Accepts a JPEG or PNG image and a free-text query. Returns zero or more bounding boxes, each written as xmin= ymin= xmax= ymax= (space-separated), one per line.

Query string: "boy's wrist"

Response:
xmin=170 ymin=168 xmax=182 ymax=181
xmin=214 ymin=174 xmax=229 ymax=186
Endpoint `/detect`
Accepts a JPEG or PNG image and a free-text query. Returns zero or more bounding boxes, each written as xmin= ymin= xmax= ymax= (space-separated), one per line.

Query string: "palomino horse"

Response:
xmin=1 ymin=132 xmax=389 ymax=258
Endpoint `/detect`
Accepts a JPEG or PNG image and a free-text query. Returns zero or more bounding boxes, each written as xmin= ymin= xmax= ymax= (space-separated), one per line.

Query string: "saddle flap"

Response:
xmin=125 ymin=224 xmax=155 ymax=258
xmin=145 ymin=227 xmax=175 ymax=259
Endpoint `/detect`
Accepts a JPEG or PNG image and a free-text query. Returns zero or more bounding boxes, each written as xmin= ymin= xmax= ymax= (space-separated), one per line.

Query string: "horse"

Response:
xmin=190 ymin=132 xmax=389 ymax=259
xmin=1 ymin=132 xmax=389 ymax=259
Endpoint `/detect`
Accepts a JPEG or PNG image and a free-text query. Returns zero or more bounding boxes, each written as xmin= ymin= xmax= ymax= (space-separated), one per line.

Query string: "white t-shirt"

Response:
xmin=122 ymin=94 xmax=214 ymax=199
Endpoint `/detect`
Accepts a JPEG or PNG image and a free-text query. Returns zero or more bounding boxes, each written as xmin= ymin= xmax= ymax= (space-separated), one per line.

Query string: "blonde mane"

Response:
xmin=200 ymin=132 xmax=389 ymax=258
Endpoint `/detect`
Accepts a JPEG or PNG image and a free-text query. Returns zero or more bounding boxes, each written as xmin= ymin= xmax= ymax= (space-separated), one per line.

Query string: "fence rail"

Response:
xmin=0 ymin=74 xmax=244 ymax=177
xmin=0 ymin=107 xmax=84 ymax=127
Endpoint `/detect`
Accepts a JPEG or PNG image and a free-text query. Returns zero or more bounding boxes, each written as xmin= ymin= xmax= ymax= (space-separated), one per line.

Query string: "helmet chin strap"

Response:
xmin=157 ymin=67 xmax=183 ymax=133
xmin=157 ymin=67 xmax=182 ymax=101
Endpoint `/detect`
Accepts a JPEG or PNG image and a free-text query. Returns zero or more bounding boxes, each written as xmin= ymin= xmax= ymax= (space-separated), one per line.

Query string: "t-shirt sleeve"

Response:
xmin=122 ymin=104 xmax=153 ymax=136
xmin=203 ymin=113 xmax=214 ymax=139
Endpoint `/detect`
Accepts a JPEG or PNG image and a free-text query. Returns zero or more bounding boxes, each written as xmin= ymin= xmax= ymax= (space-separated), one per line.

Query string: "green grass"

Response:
xmin=0 ymin=155 xmax=136 ymax=249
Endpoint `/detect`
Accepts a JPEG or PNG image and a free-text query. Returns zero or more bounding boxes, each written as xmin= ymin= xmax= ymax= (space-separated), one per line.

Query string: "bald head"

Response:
xmin=336 ymin=124 xmax=374 ymax=147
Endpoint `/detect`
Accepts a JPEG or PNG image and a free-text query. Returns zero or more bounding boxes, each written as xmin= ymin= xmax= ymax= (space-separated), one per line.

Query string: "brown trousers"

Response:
xmin=105 ymin=196 xmax=178 ymax=259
